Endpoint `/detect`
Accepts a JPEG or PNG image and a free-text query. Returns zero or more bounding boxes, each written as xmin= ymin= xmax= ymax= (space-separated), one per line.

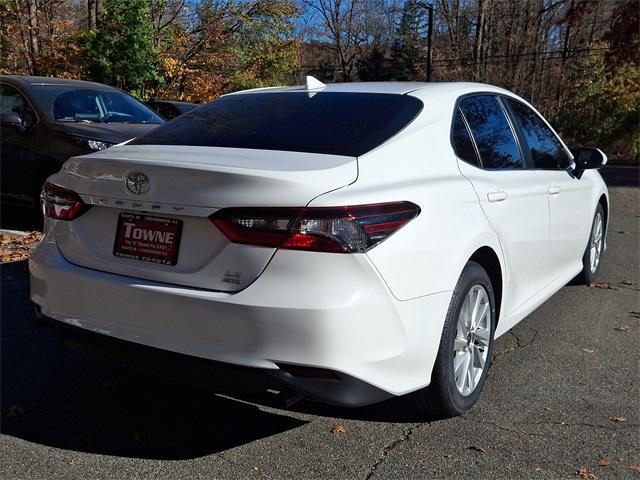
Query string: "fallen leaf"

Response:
xmin=582 ymin=348 xmax=595 ymax=353
xmin=615 ymin=325 xmax=631 ymax=333
xmin=628 ymin=465 xmax=640 ymax=473
xmin=330 ymin=424 xmax=345 ymax=434
xmin=68 ymin=459 xmax=81 ymax=466
xmin=468 ymin=445 xmax=486 ymax=453
xmin=589 ymin=282 xmax=618 ymax=290
xmin=630 ymin=312 xmax=640 ymax=320
xmin=621 ymin=280 xmax=635 ymax=286
xmin=0 ymin=231 xmax=43 ymax=263
xmin=576 ymin=467 xmax=598 ymax=479
xmin=610 ymin=416 xmax=627 ymax=423
xmin=543 ymin=406 xmax=554 ymax=411
xmin=596 ymin=458 xmax=611 ymax=467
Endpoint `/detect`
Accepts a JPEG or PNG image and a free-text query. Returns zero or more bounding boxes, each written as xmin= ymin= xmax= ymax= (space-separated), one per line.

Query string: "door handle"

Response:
xmin=487 ymin=191 xmax=508 ymax=203
xmin=548 ymin=185 xmax=561 ymax=195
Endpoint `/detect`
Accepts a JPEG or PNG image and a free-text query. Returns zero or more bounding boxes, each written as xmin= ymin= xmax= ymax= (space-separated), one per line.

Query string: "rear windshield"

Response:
xmin=130 ymin=92 xmax=423 ymax=157
xmin=30 ymin=85 xmax=164 ymax=124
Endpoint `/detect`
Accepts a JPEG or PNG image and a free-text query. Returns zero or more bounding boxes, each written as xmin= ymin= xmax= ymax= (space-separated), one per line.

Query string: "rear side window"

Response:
xmin=0 ymin=84 xmax=37 ymax=128
xmin=506 ymin=98 xmax=571 ymax=170
xmin=451 ymin=108 xmax=480 ymax=166
xmin=458 ymin=95 xmax=524 ymax=169
xmin=131 ymin=92 xmax=423 ymax=157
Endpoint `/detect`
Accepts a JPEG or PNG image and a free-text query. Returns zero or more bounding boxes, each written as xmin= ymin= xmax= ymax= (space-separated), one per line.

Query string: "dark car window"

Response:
xmin=0 ymin=84 xmax=37 ymax=128
xmin=458 ymin=95 xmax=524 ymax=169
xmin=131 ymin=92 xmax=424 ymax=157
xmin=157 ymin=103 xmax=180 ymax=120
xmin=451 ymin=108 xmax=480 ymax=166
xmin=506 ymin=98 xmax=571 ymax=170
xmin=29 ymin=85 xmax=163 ymax=124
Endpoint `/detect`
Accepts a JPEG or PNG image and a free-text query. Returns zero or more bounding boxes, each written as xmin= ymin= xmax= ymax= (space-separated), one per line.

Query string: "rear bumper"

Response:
xmin=38 ymin=313 xmax=392 ymax=407
xmin=29 ymin=240 xmax=452 ymax=405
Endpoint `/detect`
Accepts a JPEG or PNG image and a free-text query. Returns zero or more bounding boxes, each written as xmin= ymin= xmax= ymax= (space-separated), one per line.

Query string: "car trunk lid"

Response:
xmin=48 ymin=144 xmax=358 ymax=291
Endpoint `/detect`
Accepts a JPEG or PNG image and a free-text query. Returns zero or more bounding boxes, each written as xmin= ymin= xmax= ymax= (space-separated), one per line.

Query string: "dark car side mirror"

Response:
xmin=569 ymin=147 xmax=607 ymax=179
xmin=0 ymin=112 xmax=26 ymax=133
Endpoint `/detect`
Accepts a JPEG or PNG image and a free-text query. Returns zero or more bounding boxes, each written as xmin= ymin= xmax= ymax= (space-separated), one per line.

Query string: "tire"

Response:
xmin=411 ymin=261 xmax=496 ymax=417
xmin=575 ymin=203 xmax=605 ymax=285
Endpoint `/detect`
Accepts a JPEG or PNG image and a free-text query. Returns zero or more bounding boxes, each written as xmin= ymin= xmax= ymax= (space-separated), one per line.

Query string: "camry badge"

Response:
xmin=125 ymin=172 xmax=150 ymax=195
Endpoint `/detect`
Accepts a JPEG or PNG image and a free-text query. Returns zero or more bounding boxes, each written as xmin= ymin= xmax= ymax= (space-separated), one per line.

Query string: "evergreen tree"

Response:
xmin=357 ymin=46 xmax=391 ymax=81
xmin=82 ymin=0 xmax=161 ymax=95
xmin=390 ymin=0 xmax=425 ymax=81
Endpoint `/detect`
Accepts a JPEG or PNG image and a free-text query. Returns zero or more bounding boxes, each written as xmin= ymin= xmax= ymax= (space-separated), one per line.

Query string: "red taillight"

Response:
xmin=211 ymin=202 xmax=420 ymax=253
xmin=41 ymin=182 xmax=90 ymax=220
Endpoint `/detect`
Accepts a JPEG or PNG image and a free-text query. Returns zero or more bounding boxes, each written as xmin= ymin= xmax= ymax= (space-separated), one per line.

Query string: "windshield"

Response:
xmin=130 ymin=92 xmax=423 ymax=157
xmin=30 ymin=85 xmax=164 ymax=124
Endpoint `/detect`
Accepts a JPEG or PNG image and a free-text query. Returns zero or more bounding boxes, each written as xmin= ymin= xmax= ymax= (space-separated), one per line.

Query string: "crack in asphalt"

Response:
xmin=363 ymin=423 xmax=421 ymax=480
xmin=214 ymin=451 xmax=241 ymax=467
xmin=460 ymin=416 xmax=639 ymax=451
xmin=493 ymin=327 xmax=539 ymax=359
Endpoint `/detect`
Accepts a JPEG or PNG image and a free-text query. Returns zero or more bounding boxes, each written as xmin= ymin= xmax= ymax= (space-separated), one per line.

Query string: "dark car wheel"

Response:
xmin=576 ymin=203 xmax=605 ymax=285
xmin=411 ymin=261 xmax=496 ymax=417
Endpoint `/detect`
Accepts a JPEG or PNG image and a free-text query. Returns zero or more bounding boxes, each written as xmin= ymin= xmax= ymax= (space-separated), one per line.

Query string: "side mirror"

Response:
xmin=0 ymin=112 xmax=26 ymax=133
xmin=570 ymin=147 xmax=607 ymax=179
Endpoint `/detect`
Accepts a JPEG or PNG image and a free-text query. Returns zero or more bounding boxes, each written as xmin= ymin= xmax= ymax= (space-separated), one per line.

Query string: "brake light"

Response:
xmin=41 ymin=182 xmax=90 ymax=220
xmin=211 ymin=202 xmax=420 ymax=253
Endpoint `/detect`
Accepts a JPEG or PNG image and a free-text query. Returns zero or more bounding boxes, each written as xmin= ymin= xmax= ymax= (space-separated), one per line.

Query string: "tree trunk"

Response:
xmin=27 ymin=0 xmax=39 ymax=74
xmin=88 ymin=0 xmax=96 ymax=29
xmin=88 ymin=0 xmax=102 ymax=29
xmin=474 ymin=0 xmax=486 ymax=81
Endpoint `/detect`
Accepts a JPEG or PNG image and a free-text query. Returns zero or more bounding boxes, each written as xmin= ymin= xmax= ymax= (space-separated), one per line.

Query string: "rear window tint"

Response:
xmin=130 ymin=92 xmax=423 ymax=157
xmin=451 ymin=108 xmax=480 ymax=166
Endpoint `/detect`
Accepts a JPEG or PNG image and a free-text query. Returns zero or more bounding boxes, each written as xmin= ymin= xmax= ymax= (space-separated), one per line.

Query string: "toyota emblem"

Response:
xmin=125 ymin=172 xmax=150 ymax=195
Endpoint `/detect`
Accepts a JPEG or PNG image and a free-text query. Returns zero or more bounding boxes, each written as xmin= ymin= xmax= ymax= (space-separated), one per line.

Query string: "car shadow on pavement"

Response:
xmin=1 ymin=261 xmax=433 ymax=462
xmin=0 ymin=204 xmax=43 ymax=231
xmin=1 ymin=261 xmax=308 ymax=460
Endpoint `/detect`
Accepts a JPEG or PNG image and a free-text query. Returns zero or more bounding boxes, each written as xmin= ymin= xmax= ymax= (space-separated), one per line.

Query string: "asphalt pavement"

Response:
xmin=1 ymin=168 xmax=638 ymax=479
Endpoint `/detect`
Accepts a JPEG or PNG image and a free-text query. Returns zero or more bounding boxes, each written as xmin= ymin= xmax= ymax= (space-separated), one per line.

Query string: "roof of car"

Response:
xmin=0 ymin=75 xmax=118 ymax=90
xmin=231 ymin=81 xmax=513 ymax=99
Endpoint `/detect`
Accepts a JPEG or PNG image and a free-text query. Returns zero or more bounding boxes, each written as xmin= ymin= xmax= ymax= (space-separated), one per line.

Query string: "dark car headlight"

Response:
xmin=85 ymin=138 xmax=114 ymax=151
xmin=68 ymin=134 xmax=115 ymax=151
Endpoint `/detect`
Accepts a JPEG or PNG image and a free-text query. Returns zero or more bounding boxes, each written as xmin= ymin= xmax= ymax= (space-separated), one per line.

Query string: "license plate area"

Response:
xmin=113 ymin=213 xmax=182 ymax=266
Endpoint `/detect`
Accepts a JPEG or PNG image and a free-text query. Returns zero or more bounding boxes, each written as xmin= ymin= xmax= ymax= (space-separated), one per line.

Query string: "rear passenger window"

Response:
xmin=506 ymin=98 xmax=571 ymax=170
xmin=451 ymin=109 xmax=480 ymax=166
xmin=0 ymin=84 xmax=37 ymax=128
xmin=458 ymin=95 xmax=524 ymax=169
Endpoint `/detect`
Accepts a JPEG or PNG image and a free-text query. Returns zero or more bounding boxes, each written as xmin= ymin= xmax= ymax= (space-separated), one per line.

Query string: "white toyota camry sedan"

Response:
xmin=30 ymin=80 xmax=609 ymax=416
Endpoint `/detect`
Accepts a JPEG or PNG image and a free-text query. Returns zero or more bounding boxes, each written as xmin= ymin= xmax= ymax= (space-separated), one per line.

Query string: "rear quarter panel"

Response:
xmin=308 ymin=97 xmax=504 ymax=303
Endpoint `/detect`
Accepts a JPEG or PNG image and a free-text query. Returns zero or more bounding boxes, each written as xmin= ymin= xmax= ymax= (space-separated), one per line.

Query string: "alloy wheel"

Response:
xmin=590 ymin=212 xmax=603 ymax=273
xmin=453 ymin=285 xmax=491 ymax=396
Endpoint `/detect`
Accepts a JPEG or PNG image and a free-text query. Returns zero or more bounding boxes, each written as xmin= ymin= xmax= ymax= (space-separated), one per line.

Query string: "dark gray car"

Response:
xmin=145 ymin=99 xmax=198 ymax=120
xmin=0 ymin=76 xmax=164 ymax=206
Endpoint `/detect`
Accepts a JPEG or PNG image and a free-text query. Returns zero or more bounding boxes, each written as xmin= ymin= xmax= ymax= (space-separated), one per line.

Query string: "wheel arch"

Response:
xmin=468 ymin=246 xmax=503 ymax=326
